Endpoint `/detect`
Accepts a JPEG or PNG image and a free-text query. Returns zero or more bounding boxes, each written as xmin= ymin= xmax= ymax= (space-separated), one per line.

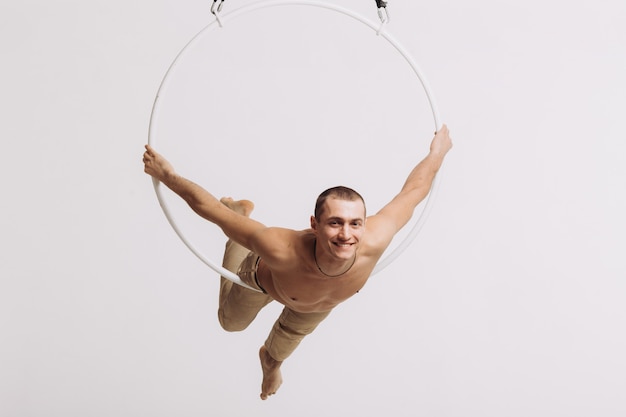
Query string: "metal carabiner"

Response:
xmin=211 ymin=0 xmax=225 ymax=27
xmin=375 ymin=0 xmax=390 ymax=24
xmin=211 ymin=0 xmax=225 ymax=15
xmin=374 ymin=0 xmax=389 ymax=35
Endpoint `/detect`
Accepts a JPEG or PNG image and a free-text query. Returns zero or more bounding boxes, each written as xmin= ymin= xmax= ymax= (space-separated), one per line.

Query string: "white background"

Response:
xmin=1 ymin=0 xmax=625 ymax=416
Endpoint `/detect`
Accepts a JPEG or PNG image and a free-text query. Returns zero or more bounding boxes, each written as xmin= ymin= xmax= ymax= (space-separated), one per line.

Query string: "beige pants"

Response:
xmin=218 ymin=239 xmax=331 ymax=362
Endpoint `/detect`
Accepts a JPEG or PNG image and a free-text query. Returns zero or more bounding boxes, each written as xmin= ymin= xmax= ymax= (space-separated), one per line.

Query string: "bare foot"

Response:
xmin=259 ymin=346 xmax=283 ymax=400
xmin=220 ymin=197 xmax=254 ymax=217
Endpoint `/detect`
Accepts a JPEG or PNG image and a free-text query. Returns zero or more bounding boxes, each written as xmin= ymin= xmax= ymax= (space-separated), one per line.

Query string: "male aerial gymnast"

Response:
xmin=143 ymin=125 xmax=452 ymax=400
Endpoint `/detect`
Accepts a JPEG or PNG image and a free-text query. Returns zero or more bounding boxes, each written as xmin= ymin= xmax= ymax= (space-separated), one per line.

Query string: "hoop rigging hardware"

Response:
xmin=212 ymin=0 xmax=390 ymax=26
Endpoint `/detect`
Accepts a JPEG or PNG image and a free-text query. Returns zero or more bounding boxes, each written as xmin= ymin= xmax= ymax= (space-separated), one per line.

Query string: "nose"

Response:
xmin=338 ymin=224 xmax=351 ymax=239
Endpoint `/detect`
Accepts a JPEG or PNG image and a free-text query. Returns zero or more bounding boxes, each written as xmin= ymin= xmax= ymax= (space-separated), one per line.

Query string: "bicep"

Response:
xmin=247 ymin=227 xmax=294 ymax=264
xmin=210 ymin=207 xmax=268 ymax=250
xmin=372 ymin=193 xmax=417 ymax=234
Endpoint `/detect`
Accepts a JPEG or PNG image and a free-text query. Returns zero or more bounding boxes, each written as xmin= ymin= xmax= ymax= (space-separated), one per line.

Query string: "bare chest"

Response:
xmin=261 ymin=263 xmax=371 ymax=312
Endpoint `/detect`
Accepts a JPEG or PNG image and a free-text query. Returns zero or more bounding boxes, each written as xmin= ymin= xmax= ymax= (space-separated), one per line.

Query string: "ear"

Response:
xmin=310 ymin=215 xmax=317 ymax=230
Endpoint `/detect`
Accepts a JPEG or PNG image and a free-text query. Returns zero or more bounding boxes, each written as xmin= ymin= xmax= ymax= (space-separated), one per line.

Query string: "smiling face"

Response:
xmin=311 ymin=197 xmax=366 ymax=261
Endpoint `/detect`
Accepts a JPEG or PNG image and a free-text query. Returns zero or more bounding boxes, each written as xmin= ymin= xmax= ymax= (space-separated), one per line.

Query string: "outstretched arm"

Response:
xmin=368 ymin=125 xmax=453 ymax=239
xmin=142 ymin=145 xmax=266 ymax=248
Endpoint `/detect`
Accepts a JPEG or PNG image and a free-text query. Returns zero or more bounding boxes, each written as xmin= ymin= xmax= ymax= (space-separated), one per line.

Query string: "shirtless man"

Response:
xmin=143 ymin=125 xmax=452 ymax=400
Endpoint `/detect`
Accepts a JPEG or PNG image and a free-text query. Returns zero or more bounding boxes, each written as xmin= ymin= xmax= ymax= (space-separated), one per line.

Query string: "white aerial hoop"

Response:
xmin=148 ymin=0 xmax=442 ymax=291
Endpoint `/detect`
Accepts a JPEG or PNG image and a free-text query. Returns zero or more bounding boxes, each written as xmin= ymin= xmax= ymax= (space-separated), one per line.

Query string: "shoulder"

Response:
xmin=361 ymin=214 xmax=399 ymax=255
xmin=251 ymin=226 xmax=302 ymax=243
xmin=250 ymin=227 xmax=312 ymax=263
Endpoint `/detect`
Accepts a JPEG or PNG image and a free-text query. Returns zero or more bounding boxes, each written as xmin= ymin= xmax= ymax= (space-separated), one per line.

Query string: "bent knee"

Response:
xmin=218 ymin=309 xmax=251 ymax=332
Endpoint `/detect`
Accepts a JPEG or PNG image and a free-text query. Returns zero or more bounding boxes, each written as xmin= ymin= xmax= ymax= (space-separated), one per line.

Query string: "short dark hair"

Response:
xmin=314 ymin=186 xmax=366 ymax=220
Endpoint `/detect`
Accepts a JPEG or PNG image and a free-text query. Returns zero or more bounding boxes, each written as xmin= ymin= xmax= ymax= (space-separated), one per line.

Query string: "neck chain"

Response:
xmin=313 ymin=238 xmax=357 ymax=278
